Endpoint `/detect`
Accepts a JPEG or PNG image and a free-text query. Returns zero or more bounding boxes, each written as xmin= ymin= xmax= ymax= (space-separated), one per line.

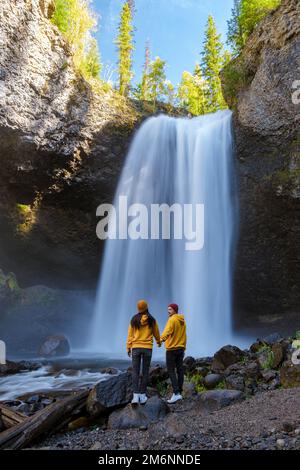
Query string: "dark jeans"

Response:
xmin=166 ymin=348 xmax=185 ymax=395
xmin=132 ymin=348 xmax=152 ymax=394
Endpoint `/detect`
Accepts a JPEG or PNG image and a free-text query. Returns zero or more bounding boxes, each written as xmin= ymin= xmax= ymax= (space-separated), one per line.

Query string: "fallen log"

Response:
xmin=0 ymin=389 xmax=89 ymax=450
xmin=0 ymin=404 xmax=27 ymax=429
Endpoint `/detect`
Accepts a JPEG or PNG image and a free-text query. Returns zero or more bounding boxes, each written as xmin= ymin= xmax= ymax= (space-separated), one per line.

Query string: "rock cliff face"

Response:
xmin=222 ymin=0 xmax=300 ymax=322
xmin=0 ymin=0 xmax=140 ymax=288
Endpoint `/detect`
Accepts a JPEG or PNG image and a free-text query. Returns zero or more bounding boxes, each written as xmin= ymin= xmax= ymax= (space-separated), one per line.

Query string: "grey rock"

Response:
xmin=203 ymin=374 xmax=223 ymax=390
xmin=225 ymin=374 xmax=245 ymax=391
xmin=108 ymin=396 xmax=169 ymax=430
xmin=87 ymin=371 xmax=133 ymax=417
xmin=38 ymin=335 xmax=70 ymax=357
xmin=212 ymin=345 xmax=245 ymax=372
xmin=196 ymin=389 xmax=244 ymax=412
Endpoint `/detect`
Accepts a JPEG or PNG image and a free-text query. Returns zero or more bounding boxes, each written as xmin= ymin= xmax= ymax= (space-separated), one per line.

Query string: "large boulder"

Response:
xmin=87 ymin=371 xmax=133 ymax=417
xmin=196 ymin=390 xmax=244 ymax=412
xmin=212 ymin=345 xmax=245 ymax=372
xmin=225 ymin=374 xmax=245 ymax=391
xmin=280 ymin=362 xmax=300 ymax=388
xmin=272 ymin=342 xmax=287 ymax=368
xmin=148 ymin=365 xmax=169 ymax=386
xmin=38 ymin=335 xmax=70 ymax=357
xmin=203 ymin=374 xmax=223 ymax=390
xmin=107 ymin=396 xmax=170 ymax=430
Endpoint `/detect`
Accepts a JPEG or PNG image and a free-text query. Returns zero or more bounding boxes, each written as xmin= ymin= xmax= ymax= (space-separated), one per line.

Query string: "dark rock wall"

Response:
xmin=223 ymin=0 xmax=300 ymax=322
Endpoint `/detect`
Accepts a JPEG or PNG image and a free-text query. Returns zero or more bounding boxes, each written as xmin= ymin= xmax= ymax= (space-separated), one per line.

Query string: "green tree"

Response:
xmin=165 ymin=80 xmax=176 ymax=109
xmin=201 ymin=15 xmax=227 ymax=112
xmin=192 ymin=63 xmax=209 ymax=114
xmin=240 ymin=0 xmax=281 ymax=38
xmin=227 ymin=0 xmax=281 ymax=55
xmin=51 ymin=0 xmax=101 ymax=80
xmin=178 ymin=64 xmax=208 ymax=115
xmin=80 ymin=38 xmax=101 ymax=78
xmin=148 ymin=57 xmax=168 ymax=109
xmin=116 ymin=2 xmax=134 ymax=96
xmin=227 ymin=0 xmax=246 ymax=55
xmin=127 ymin=0 xmax=135 ymax=15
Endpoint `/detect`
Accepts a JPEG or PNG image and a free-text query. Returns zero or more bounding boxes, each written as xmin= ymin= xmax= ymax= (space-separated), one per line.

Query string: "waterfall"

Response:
xmin=90 ymin=110 xmax=237 ymax=357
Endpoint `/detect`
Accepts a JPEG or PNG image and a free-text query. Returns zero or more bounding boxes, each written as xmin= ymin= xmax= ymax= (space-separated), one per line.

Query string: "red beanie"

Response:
xmin=168 ymin=303 xmax=179 ymax=313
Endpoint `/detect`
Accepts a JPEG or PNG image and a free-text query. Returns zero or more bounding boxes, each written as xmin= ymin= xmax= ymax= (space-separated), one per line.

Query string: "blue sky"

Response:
xmin=93 ymin=0 xmax=234 ymax=86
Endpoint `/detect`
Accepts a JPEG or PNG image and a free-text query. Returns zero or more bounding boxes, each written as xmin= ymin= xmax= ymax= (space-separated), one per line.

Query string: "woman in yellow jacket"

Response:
xmin=127 ymin=300 xmax=161 ymax=405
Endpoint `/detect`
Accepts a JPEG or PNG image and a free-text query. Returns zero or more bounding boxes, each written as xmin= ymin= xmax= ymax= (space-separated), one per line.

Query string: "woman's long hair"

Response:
xmin=131 ymin=309 xmax=156 ymax=330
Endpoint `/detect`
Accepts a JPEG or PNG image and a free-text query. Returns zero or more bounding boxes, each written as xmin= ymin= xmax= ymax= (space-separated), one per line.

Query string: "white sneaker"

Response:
xmin=139 ymin=393 xmax=148 ymax=405
xmin=131 ymin=393 xmax=140 ymax=404
xmin=167 ymin=393 xmax=183 ymax=404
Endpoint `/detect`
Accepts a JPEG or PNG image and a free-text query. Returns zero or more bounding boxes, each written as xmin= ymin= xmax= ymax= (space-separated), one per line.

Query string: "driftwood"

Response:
xmin=0 ymin=404 xmax=27 ymax=429
xmin=0 ymin=389 xmax=89 ymax=450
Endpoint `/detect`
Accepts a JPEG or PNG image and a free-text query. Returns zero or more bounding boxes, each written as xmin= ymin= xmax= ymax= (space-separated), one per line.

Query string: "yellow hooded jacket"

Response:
xmin=160 ymin=314 xmax=186 ymax=350
xmin=127 ymin=314 xmax=161 ymax=350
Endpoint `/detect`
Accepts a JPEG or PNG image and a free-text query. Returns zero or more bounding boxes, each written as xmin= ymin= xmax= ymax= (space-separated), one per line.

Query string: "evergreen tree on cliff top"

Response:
xmin=51 ymin=0 xmax=101 ymax=80
xmin=227 ymin=0 xmax=281 ymax=54
xmin=148 ymin=57 xmax=168 ymax=110
xmin=202 ymin=15 xmax=227 ymax=112
xmin=140 ymin=40 xmax=151 ymax=101
xmin=116 ymin=1 xmax=134 ymax=96
xmin=178 ymin=64 xmax=208 ymax=115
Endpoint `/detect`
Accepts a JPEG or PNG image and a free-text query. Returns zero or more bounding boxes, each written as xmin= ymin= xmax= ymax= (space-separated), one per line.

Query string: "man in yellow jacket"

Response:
xmin=160 ymin=303 xmax=186 ymax=404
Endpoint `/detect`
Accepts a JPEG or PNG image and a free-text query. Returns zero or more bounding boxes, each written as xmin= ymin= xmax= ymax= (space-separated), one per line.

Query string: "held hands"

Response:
xmin=127 ymin=349 xmax=131 ymax=357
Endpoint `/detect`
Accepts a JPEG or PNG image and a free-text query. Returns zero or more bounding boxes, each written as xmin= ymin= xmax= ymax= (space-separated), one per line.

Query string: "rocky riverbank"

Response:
xmin=1 ymin=332 xmax=299 ymax=450
xmin=32 ymin=387 xmax=300 ymax=450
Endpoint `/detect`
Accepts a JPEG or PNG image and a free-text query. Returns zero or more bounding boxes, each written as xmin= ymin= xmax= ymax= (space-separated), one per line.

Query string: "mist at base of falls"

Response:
xmin=89 ymin=110 xmax=238 ymax=357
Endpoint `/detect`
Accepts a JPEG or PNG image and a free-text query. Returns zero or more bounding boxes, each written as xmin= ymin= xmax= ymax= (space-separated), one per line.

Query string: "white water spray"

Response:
xmin=90 ymin=110 xmax=237 ymax=357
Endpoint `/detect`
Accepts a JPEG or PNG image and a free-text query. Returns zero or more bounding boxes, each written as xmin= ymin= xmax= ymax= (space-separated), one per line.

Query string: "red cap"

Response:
xmin=168 ymin=303 xmax=179 ymax=313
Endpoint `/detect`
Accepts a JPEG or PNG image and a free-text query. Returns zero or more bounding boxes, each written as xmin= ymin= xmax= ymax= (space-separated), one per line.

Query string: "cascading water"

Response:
xmin=90 ymin=110 xmax=237 ymax=357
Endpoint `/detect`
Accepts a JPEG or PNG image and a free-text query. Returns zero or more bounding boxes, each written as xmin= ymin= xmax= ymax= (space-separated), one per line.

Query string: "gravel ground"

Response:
xmin=33 ymin=387 xmax=300 ymax=450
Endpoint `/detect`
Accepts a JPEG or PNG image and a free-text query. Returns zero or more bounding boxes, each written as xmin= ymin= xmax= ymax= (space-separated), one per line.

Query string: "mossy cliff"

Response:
xmin=222 ymin=0 xmax=300 ymax=323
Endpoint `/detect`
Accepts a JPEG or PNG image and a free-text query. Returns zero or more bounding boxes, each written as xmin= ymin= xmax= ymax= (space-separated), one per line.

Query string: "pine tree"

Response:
xmin=148 ymin=57 xmax=167 ymax=109
xmin=52 ymin=0 xmax=101 ymax=80
xmin=140 ymin=40 xmax=151 ymax=100
xmin=165 ymin=80 xmax=176 ymax=109
xmin=227 ymin=0 xmax=245 ymax=55
xmin=127 ymin=0 xmax=135 ymax=15
xmin=178 ymin=64 xmax=208 ymax=115
xmin=239 ymin=0 xmax=281 ymax=39
xmin=227 ymin=0 xmax=281 ymax=55
xmin=201 ymin=15 xmax=227 ymax=112
xmin=116 ymin=2 xmax=134 ymax=96
xmin=81 ymin=38 xmax=101 ymax=78
xmin=192 ymin=63 xmax=209 ymax=115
